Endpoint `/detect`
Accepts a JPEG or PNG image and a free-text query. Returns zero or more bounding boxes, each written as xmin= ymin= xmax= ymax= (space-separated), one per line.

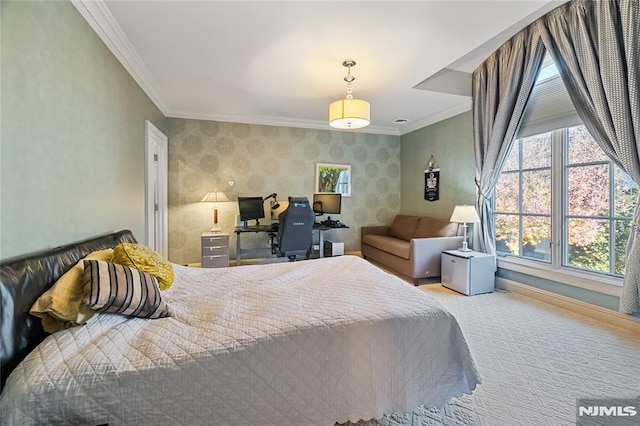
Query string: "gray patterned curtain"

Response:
xmin=472 ymin=28 xmax=546 ymax=254
xmin=537 ymin=0 xmax=640 ymax=314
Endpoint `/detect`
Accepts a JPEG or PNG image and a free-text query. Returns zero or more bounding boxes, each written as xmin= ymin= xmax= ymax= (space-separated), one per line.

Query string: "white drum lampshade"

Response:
xmin=329 ymin=98 xmax=370 ymax=129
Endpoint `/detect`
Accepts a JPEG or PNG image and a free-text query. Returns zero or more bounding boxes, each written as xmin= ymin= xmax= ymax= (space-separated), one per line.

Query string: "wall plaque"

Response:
xmin=424 ymin=155 xmax=440 ymax=202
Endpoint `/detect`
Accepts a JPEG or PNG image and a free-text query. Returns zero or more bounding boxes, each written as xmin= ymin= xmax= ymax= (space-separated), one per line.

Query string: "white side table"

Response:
xmin=441 ymin=250 xmax=495 ymax=296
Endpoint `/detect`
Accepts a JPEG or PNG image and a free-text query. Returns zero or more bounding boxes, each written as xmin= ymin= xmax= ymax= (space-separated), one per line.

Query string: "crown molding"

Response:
xmin=399 ymin=99 xmax=472 ymax=136
xmin=71 ymin=0 xmax=168 ymax=115
xmin=167 ymin=110 xmax=401 ymax=136
xmin=72 ymin=0 xmax=466 ymax=137
xmin=67 ymin=0 xmax=400 ymax=137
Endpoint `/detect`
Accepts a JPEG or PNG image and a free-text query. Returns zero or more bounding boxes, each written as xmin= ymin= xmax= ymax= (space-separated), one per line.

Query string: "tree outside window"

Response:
xmin=565 ymin=126 xmax=638 ymax=274
xmin=495 ymin=132 xmax=552 ymax=261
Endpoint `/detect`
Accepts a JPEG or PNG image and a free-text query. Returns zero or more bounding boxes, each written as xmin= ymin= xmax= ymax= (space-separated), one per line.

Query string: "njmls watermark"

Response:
xmin=577 ymin=397 xmax=639 ymax=426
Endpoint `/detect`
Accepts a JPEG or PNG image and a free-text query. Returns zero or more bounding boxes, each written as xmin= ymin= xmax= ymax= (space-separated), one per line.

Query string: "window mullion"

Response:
xmin=551 ymin=129 xmax=564 ymax=268
xmin=519 ymin=140 xmax=524 ymax=257
xmin=609 ymin=163 xmax=615 ymax=274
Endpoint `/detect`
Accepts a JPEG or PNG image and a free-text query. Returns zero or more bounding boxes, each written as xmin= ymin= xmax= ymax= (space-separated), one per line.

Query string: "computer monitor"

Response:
xmin=312 ymin=193 xmax=341 ymax=215
xmin=238 ymin=197 xmax=265 ymax=225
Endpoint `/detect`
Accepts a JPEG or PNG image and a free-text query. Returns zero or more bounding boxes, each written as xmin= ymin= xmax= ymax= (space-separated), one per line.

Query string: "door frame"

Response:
xmin=145 ymin=120 xmax=169 ymax=257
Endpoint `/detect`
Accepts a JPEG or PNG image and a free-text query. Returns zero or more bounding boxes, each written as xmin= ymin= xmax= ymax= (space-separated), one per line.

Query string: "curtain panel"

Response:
xmin=471 ymin=28 xmax=546 ymax=254
xmin=536 ymin=0 xmax=640 ymax=314
xmin=472 ymin=0 xmax=639 ymax=313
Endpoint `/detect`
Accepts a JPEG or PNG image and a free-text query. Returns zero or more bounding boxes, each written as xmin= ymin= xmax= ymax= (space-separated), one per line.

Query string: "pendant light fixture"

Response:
xmin=329 ymin=60 xmax=370 ymax=129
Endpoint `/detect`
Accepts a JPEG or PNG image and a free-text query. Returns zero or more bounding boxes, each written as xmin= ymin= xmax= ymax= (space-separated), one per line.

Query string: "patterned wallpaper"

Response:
xmin=166 ymin=119 xmax=401 ymax=264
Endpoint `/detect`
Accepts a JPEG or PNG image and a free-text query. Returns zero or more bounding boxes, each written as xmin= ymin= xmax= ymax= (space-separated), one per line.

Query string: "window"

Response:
xmin=495 ymin=133 xmax=552 ymax=262
xmin=496 ymin=126 xmax=637 ymax=277
xmin=494 ymin=55 xmax=638 ymax=280
xmin=565 ymin=127 xmax=638 ymax=275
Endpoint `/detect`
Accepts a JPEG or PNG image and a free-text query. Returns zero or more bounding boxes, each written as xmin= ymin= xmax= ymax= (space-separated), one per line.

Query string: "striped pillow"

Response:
xmin=82 ymin=260 xmax=170 ymax=319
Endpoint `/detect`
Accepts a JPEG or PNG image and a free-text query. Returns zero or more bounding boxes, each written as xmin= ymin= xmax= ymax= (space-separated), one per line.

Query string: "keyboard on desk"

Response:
xmin=235 ymin=224 xmax=276 ymax=233
xmin=321 ymin=220 xmax=347 ymax=228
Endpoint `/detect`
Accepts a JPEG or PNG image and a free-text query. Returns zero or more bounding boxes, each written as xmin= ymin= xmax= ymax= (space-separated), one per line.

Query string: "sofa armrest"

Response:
xmin=411 ymin=236 xmax=463 ymax=252
xmin=361 ymin=226 xmax=390 ymax=238
xmin=409 ymin=236 xmax=464 ymax=278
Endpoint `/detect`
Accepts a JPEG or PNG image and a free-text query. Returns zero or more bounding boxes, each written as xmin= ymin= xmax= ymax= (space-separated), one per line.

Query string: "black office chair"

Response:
xmin=270 ymin=197 xmax=314 ymax=261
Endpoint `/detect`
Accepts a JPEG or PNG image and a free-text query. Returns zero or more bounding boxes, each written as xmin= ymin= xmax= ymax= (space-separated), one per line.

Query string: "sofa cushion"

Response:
xmin=389 ymin=215 xmax=420 ymax=241
xmin=413 ymin=218 xmax=459 ymax=238
xmin=362 ymin=234 xmax=411 ymax=259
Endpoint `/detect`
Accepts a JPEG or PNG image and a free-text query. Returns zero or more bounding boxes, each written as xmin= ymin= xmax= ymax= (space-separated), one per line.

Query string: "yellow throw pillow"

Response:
xmin=30 ymin=249 xmax=114 ymax=333
xmin=111 ymin=243 xmax=174 ymax=290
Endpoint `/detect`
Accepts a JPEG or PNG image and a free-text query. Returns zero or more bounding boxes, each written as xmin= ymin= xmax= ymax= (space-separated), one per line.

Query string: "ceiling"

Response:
xmin=75 ymin=1 xmax=565 ymax=135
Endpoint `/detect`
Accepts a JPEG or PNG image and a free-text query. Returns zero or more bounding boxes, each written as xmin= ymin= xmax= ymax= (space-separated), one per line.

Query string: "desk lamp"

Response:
xmin=263 ymin=193 xmax=280 ymax=210
xmin=450 ymin=205 xmax=480 ymax=252
xmin=201 ymin=190 xmax=229 ymax=232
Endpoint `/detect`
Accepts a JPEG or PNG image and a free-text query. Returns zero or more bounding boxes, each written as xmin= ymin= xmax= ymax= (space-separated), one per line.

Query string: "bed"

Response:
xmin=0 ymin=230 xmax=481 ymax=425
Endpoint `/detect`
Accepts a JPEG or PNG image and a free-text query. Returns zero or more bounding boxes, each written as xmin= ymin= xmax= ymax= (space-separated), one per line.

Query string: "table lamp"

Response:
xmin=450 ymin=205 xmax=480 ymax=252
xmin=201 ymin=190 xmax=229 ymax=232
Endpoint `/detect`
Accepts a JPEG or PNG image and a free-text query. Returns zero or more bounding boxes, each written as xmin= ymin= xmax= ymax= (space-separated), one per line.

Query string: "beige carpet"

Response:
xmin=350 ymin=283 xmax=640 ymax=426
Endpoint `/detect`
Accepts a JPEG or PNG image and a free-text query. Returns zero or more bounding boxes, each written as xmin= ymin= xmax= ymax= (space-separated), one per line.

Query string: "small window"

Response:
xmin=564 ymin=126 xmax=637 ymax=275
xmin=495 ymin=133 xmax=552 ymax=262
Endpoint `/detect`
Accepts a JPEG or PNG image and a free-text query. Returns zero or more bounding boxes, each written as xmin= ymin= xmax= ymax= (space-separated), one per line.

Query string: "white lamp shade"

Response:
xmin=200 ymin=191 xmax=229 ymax=203
xmin=329 ymin=98 xmax=370 ymax=129
xmin=450 ymin=205 xmax=480 ymax=223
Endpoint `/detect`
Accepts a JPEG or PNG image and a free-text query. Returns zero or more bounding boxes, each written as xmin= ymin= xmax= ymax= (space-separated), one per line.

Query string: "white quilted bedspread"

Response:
xmin=0 ymin=256 xmax=481 ymax=426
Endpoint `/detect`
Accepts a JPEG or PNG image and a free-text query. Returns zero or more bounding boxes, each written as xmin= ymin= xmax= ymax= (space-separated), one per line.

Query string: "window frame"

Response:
xmin=495 ymin=126 xmax=629 ymax=297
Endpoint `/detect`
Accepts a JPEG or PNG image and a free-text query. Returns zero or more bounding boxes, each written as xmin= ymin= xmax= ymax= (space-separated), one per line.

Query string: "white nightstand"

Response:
xmin=201 ymin=232 xmax=229 ymax=268
xmin=441 ymin=250 xmax=495 ymax=296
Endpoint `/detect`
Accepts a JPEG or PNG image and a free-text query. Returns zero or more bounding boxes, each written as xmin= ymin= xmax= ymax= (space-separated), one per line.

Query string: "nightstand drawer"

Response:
xmin=202 ymin=255 xmax=229 ymax=268
xmin=202 ymin=235 xmax=229 ymax=248
xmin=202 ymin=245 xmax=228 ymax=256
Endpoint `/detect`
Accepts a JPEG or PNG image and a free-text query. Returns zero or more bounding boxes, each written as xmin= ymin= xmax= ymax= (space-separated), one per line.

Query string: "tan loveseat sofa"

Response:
xmin=361 ymin=215 xmax=463 ymax=284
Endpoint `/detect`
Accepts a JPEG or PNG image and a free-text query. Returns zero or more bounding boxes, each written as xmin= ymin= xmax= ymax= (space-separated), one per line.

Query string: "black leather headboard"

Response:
xmin=0 ymin=230 xmax=136 ymax=391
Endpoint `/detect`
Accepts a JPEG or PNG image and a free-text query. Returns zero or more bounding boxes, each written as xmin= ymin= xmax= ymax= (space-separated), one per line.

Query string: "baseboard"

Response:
xmin=496 ymin=277 xmax=640 ymax=334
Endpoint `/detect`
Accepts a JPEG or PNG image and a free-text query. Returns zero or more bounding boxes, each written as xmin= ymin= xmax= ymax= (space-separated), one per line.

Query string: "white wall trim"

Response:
xmin=399 ymin=99 xmax=472 ymax=135
xmin=496 ymin=277 xmax=640 ymax=334
xmin=71 ymin=0 xmax=470 ymax=137
xmin=497 ymin=257 xmax=623 ymax=297
xmin=71 ymin=0 xmax=168 ymax=115
xmin=167 ymin=110 xmax=401 ymax=136
xmin=72 ymin=0 xmax=482 ymax=139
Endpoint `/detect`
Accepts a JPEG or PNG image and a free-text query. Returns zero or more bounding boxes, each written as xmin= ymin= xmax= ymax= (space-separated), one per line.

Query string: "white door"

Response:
xmin=145 ymin=120 xmax=168 ymax=257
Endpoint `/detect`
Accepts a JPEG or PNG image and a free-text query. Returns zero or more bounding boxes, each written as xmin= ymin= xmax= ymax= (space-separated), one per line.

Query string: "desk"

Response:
xmin=234 ymin=223 xmax=349 ymax=265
